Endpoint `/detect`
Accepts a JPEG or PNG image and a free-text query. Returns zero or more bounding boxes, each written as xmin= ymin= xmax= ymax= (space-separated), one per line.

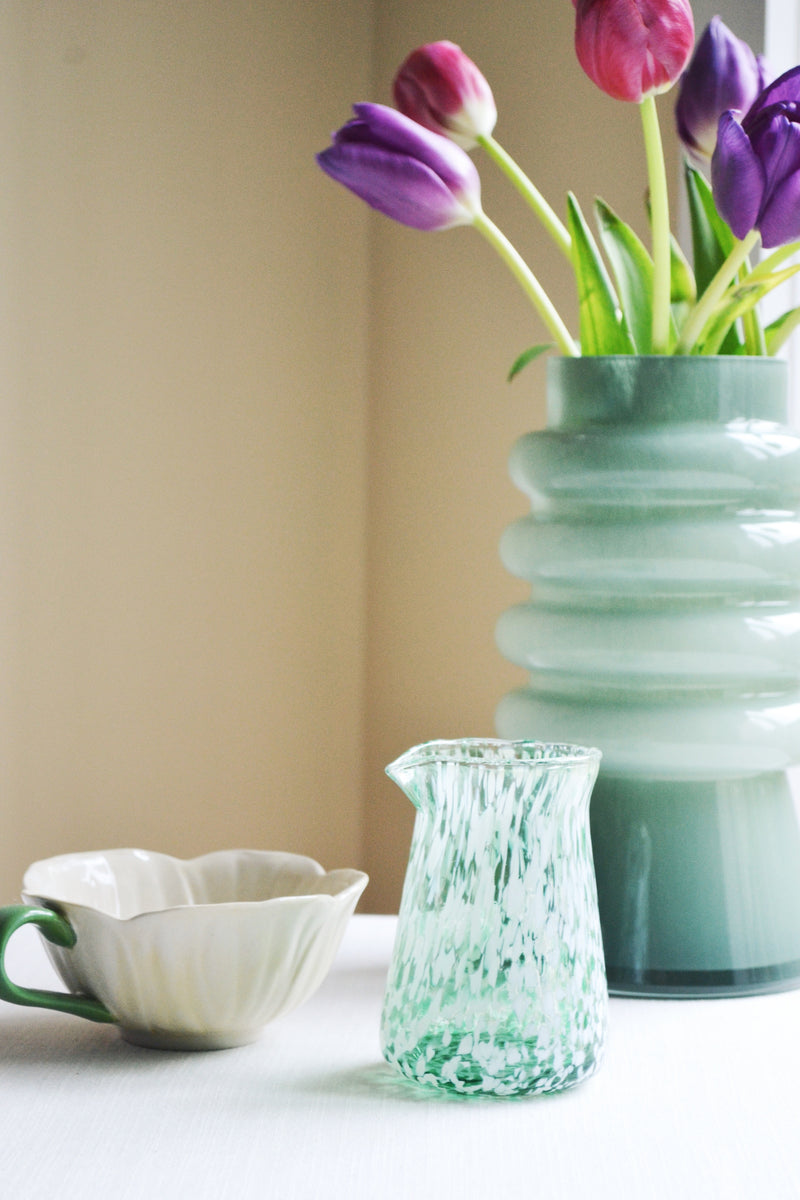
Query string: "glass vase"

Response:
xmin=496 ymin=355 xmax=800 ymax=996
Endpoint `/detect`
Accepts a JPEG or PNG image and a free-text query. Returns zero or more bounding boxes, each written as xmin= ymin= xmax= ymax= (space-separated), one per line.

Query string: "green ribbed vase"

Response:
xmin=496 ymin=356 xmax=800 ymax=997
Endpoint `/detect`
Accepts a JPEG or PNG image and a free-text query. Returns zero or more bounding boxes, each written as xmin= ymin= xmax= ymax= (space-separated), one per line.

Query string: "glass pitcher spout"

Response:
xmin=383 ymin=744 xmax=433 ymax=811
xmin=385 ymin=739 xmax=507 ymax=812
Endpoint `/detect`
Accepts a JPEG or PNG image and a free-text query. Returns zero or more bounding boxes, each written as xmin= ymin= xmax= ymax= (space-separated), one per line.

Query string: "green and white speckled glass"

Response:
xmin=496 ymin=356 xmax=800 ymax=997
xmin=380 ymin=739 xmax=607 ymax=1097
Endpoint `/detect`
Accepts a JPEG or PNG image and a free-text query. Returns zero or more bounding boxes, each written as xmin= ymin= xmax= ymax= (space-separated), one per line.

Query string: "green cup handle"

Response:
xmin=0 ymin=904 xmax=115 ymax=1024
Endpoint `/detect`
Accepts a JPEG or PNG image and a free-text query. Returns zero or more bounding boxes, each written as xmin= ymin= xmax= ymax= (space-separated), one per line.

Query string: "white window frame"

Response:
xmin=765 ymin=1 xmax=800 ymax=74
xmin=764 ymin=1 xmax=800 ymax=418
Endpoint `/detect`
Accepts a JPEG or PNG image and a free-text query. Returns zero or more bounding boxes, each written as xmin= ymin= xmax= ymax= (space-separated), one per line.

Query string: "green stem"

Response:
xmin=473 ymin=211 xmax=578 ymax=356
xmin=675 ymin=230 xmax=761 ymax=354
xmin=742 ymin=303 xmax=767 ymax=356
xmin=747 ymin=239 xmax=800 ymax=281
xmin=640 ymin=95 xmax=670 ymax=355
xmin=740 ymin=249 xmax=767 ymax=355
xmin=476 ymin=134 xmax=572 ymax=261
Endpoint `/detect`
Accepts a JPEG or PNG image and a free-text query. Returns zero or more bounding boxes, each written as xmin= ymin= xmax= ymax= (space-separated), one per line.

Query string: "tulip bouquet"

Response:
xmin=317 ymin=2 xmax=800 ymax=370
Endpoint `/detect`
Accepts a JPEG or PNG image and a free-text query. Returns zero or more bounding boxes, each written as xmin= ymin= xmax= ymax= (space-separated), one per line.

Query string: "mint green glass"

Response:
xmin=496 ymin=356 xmax=800 ymax=997
xmin=380 ymin=739 xmax=607 ymax=1096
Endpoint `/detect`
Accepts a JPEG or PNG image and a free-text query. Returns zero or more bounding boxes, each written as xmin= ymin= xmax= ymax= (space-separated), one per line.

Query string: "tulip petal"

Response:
xmin=318 ymin=103 xmax=482 ymax=231
xmin=395 ymin=43 xmax=466 ymax=123
xmin=755 ymin=118 xmax=800 ymax=246
xmin=711 ymin=112 xmax=765 ymax=239
xmin=575 ymin=0 xmax=648 ymax=102
xmin=574 ymin=0 xmax=694 ymax=103
xmin=348 ymin=103 xmax=482 ymax=197
xmin=393 ymin=41 xmax=497 ymax=149
xmin=316 ymin=142 xmax=476 ymax=231
xmin=748 ymin=105 xmax=800 ymax=183
xmin=676 ymin=17 xmax=766 ymax=162
xmin=759 ymin=173 xmax=800 ymax=247
xmin=745 ymin=64 xmax=800 ymax=117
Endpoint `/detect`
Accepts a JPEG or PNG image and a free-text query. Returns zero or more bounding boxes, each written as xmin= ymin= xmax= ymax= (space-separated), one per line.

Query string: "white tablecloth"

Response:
xmin=2 ymin=913 xmax=800 ymax=1199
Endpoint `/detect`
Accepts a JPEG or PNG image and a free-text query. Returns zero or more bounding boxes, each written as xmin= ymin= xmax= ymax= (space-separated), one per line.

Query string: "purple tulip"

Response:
xmin=711 ymin=66 xmax=800 ymax=248
xmin=393 ymin=41 xmax=497 ymax=150
xmin=572 ymin=0 xmax=694 ymax=104
xmin=676 ymin=17 xmax=770 ymax=163
xmin=316 ymin=103 xmax=482 ymax=231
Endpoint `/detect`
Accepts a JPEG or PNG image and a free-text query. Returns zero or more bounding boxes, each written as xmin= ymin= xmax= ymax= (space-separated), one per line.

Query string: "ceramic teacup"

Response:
xmin=0 ymin=848 xmax=367 ymax=1050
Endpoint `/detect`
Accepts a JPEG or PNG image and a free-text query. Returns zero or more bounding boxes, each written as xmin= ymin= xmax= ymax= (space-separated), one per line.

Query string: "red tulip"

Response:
xmin=573 ymin=0 xmax=695 ymax=103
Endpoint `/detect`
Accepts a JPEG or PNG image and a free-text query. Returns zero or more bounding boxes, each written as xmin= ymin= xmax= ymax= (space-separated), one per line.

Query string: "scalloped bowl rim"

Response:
xmin=22 ymin=848 xmax=368 ymax=922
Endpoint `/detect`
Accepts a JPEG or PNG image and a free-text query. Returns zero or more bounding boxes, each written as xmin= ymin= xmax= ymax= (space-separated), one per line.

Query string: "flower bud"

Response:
xmin=573 ymin=0 xmax=694 ymax=104
xmin=393 ymin=41 xmax=497 ymax=150
xmin=676 ymin=17 xmax=769 ymax=163
xmin=316 ymin=103 xmax=482 ymax=232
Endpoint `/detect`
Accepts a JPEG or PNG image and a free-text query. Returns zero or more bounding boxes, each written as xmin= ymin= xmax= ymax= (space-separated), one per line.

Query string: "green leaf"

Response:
xmin=594 ymin=197 xmax=653 ymax=354
xmin=507 ymin=344 xmax=551 ymax=381
xmin=764 ymin=306 xmax=800 ymax=355
xmin=669 ymin=234 xmax=696 ymax=305
xmin=683 ymin=162 xmax=742 ymax=352
xmin=684 ymin=162 xmax=734 ymax=294
xmin=696 ymin=263 xmax=800 ymax=355
xmin=567 ymin=192 xmax=635 ymax=356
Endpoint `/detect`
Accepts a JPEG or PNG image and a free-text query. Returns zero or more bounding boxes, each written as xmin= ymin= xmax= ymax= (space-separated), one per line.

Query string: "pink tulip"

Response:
xmin=393 ymin=41 xmax=497 ymax=150
xmin=573 ymin=0 xmax=695 ymax=103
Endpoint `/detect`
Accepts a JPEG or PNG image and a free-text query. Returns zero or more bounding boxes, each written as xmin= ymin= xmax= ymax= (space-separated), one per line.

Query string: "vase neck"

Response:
xmin=547 ymin=357 xmax=789 ymax=430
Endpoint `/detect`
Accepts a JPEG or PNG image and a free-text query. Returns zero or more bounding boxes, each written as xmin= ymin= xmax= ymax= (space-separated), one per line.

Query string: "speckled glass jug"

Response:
xmin=496 ymin=356 xmax=800 ymax=997
xmin=380 ymin=739 xmax=607 ymax=1096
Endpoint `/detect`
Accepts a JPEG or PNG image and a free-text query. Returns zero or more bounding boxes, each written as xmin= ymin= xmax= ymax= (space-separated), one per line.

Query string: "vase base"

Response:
xmin=589 ymin=770 xmax=800 ymax=998
xmin=607 ymin=958 xmax=800 ymax=999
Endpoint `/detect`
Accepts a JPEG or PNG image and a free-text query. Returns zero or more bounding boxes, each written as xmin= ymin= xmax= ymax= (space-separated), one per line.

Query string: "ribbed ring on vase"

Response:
xmin=496 ymin=356 xmax=800 ymax=996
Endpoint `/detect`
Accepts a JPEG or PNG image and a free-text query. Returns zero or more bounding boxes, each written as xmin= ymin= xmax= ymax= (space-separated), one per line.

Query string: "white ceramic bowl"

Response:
xmin=21 ymin=848 xmax=368 ymax=1050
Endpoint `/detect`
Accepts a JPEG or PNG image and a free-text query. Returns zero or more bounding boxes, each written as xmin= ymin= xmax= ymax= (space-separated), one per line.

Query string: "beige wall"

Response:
xmin=364 ymin=0 xmax=680 ymax=910
xmin=0 ymin=0 xmax=372 ymax=898
xmin=0 ymin=1 xmax=677 ymax=909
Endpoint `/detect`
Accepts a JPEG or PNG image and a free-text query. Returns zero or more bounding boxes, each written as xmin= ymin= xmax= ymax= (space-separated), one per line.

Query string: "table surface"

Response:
xmin=2 ymin=913 xmax=800 ymax=1200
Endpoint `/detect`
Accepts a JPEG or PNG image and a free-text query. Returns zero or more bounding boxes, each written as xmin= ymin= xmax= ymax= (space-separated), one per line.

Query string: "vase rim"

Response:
xmin=546 ymin=354 xmax=788 ymax=428
xmin=549 ymin=354 xmax=786 ymax=365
